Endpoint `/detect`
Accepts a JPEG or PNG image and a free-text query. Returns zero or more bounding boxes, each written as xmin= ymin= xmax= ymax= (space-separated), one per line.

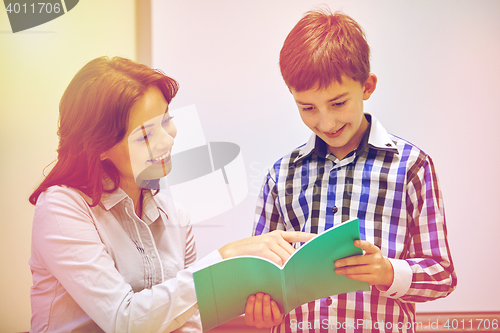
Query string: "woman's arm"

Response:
xmin=31 ymin=186 xmax=220 ymax=333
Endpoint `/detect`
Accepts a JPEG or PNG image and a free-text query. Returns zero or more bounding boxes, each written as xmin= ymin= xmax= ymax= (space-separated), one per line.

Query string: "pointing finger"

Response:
xmin=279 ymin=231 xmax=316 ymax=244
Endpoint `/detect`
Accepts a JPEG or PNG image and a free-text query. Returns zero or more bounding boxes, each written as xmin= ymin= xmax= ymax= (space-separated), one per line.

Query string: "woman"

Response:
xmin=28 ymin=56 xmax=310 ymax=332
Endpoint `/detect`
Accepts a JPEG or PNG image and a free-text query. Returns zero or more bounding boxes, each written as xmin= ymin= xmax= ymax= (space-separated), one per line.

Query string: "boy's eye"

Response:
xmin=301 ymin=106 xmax=315 ymax=112
xmin=332 ymin=101 xmax=346 ymax=107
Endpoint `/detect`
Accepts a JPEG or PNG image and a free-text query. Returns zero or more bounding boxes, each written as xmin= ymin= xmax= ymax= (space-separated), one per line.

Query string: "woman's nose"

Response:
xmin=154 ymin=124 xmax=176 ymax=151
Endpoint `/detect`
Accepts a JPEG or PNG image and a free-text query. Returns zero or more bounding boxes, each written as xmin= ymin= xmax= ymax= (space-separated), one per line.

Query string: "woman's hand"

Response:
xmin=218 ymin=231 xmax=315 ymax=267
xmin=220 ymin=232 xmax=311 ymax=328
xmin=245 ymin=293 xmax=283 ymax=328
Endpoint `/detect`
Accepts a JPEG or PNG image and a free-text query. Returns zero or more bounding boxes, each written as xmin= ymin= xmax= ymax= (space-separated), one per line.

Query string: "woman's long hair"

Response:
xmin=29 ymin=56 xmax=179 ymax=206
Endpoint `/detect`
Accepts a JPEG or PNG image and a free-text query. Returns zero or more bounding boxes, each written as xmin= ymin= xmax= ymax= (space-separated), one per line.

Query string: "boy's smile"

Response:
xmin=323 ymin=124 xmax=346 ymax=138
xmin=290 ymin=74 xmax=377 ymax=160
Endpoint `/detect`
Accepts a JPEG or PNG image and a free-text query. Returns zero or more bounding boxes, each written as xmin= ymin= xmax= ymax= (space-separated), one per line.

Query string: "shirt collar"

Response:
xmin=295 ymin=113 xmax=399 ymax=163
xmin=99 ymin=175 xmax=162 ymax=219
xmin=364 ymin=114 xmax=399 ymax=154
xmin=295 ymin=133 xmax=323 ymax=161
xmin=99 ymin=186 xmax=128 ymax=210
xmin=100 ymin=188 xmax=163 ymax=222
xmin=144 ymin=191 xmax=162 ymax=222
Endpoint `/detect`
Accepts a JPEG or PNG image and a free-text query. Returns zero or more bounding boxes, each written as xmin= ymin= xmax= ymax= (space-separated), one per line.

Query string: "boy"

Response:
xmin=250 ymin=9 xmax=457 ymax=332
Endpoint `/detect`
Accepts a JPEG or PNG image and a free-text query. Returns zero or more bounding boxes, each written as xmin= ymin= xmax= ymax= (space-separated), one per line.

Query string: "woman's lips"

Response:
xmin=323 ymin=124 xmax=346 ymax=138
xmin=148 ymin=150 xmax=171 ymax=164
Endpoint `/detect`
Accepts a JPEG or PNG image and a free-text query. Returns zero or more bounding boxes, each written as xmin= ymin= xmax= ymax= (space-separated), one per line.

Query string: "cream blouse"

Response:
xmin=29 ymin=185 xmax=222 ymax=332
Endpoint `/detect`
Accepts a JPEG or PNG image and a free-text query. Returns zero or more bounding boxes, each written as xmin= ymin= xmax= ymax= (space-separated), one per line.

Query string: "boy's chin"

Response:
xmin=320 ymin=135 xmax=349 ymax=149
xmin=321 ymin=136 xmax=357 ymax=158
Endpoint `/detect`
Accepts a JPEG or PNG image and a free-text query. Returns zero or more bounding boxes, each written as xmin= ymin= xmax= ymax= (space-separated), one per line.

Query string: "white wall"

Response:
xmin=0 ymin=1 xmax=136 ymax=331
xmin=152 ymin=0 xmax=500 ymax=312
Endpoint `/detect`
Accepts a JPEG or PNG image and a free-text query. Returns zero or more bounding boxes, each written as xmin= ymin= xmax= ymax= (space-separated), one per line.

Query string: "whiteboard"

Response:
xmin=151 ymin=0 xmax=500 ymax=312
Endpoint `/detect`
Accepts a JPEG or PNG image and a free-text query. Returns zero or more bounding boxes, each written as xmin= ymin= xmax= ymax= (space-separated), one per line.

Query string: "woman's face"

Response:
xmin=102 ymin=85 xmax=176 ymax=188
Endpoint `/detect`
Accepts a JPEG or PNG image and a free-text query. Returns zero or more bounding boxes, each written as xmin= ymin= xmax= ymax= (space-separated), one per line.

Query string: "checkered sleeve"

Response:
xmin=253 ymin=170 xmax=285 ymax=236
xmin=402 ymin=154 xmax=457 ymax=302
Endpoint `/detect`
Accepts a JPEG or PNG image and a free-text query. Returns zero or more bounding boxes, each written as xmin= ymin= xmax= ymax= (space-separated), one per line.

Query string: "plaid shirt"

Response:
xmin=253 ymin=114 xmax=457 ymax=333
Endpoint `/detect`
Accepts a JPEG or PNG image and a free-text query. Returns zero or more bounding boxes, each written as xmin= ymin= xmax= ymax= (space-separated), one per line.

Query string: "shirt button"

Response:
xmin=386 ymin=143 xmax=392 ymax=147
xmin=326 ymin=297 xmax=332 ymax=306
xmin=332 ymin=206 xmax=338 ymax=214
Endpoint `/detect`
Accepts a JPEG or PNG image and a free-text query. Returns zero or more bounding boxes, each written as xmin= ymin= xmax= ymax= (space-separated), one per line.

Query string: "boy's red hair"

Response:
xmin=279 ymin=9 xmax=370 ymax=91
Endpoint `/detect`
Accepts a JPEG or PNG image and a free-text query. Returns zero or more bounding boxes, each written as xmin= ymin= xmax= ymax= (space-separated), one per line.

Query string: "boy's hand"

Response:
xmin=334 ymin=240 xmax=394 ymax=290
xmin=218 ymin=231 xmax=315 ymax=267
xmin=245 ymin=292 xmax=283 ymax=328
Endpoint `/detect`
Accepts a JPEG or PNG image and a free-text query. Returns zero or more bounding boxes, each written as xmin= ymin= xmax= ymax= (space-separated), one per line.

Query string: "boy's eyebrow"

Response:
xmin=296 ymin=92 xmax=349 ymax=105
xmin=328 ymin=92 xmax=348 ymax=102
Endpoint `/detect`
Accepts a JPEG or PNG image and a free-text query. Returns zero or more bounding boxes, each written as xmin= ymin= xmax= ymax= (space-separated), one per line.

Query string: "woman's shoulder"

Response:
xmin=35 ymin=186 xmax=94 ymax=220
xmin=37 ymin=185 xmax=89 ymax=205
xmin=31 ymin=186 xmax=99 ymax=237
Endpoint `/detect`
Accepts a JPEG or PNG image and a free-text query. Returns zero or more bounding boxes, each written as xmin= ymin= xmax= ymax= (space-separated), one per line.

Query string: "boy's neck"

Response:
xmin=326 ymin=116 xmax=370 ymax=160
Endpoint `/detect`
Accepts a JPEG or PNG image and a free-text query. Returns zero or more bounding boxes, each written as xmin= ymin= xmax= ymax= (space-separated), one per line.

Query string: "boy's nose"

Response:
xmin=317 ymin=111 xmax=337 ymax=132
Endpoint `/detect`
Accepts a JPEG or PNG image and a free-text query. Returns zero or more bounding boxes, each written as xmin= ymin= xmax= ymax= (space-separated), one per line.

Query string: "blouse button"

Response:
xmin=332 ymin=206 xmax=338 ymax=214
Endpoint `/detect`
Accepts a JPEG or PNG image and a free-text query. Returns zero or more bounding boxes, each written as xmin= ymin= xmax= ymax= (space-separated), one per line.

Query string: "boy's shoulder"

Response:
xmin=365 ymin=114 xmax=430 ymax=159
xmin=385 ymin=128 xmax=433 ymax=173
xmin=388 ymin=133 xmax=428 ymax=157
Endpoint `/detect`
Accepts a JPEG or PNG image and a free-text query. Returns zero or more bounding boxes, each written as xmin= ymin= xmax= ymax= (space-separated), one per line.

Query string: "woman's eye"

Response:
xmin=136 ymin=133 xmax=151 ymax=143
xmin=301 ymin=106 xmax=315 ymax=112
xmin=332 ymin=101 xmax=346 ymax=107
xmin=162 ymin=116 xmax=174 ymax=127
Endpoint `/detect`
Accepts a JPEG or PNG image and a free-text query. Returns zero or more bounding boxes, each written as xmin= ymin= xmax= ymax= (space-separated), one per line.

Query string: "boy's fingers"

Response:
xmin=245 ymin=293 xmax=283 ymax=328
xmin=354 ymin=240 xmax=379 ymax=253
xmin=336 ymin=264 xmax=370 ymax=275
xmin=244 ymin=295 xmax=256 ymax=326
xmin=344 ymin=273 xmax=372 ymax=283
xmin=271 ymin=300 xmax=284 ymax=324
xmin=253 ymin=292 xmax=264 ymax=326
xmin=262 ymin=294 xmax=273 ymax=323
xmin=335 ymin=241 xmax=382 ymax=267
xmin=335 ymin=254 xmax=366 ymax=268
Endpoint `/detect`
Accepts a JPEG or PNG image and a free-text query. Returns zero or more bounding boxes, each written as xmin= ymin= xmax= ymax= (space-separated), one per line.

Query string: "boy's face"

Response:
xmin=290 ymin=74 xmax=377 ymax=160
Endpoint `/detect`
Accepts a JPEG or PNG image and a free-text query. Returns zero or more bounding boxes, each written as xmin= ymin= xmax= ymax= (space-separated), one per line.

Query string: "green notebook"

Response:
xmin=193 ymin=218 xmax=370 ymax=332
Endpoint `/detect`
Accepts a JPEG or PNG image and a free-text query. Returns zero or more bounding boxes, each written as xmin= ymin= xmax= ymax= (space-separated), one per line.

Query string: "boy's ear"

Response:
xmin=363 ymin=73 xmax=377 ymax=100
